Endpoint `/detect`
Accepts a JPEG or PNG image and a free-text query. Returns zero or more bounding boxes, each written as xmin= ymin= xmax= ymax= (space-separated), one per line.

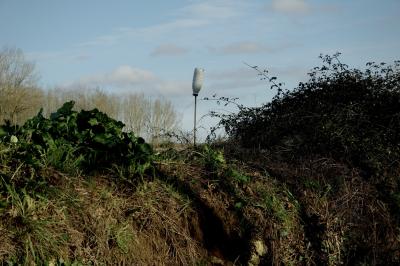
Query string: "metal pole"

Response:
xmin=194 ymin=95 xmax=197 ymax=147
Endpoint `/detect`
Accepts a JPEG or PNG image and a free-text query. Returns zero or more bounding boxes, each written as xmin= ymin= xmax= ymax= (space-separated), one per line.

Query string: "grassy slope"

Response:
xmin=1 ymin=142 xmax=400 ymax=265
xmin=0 ymin=147 xmax=209 ymax=265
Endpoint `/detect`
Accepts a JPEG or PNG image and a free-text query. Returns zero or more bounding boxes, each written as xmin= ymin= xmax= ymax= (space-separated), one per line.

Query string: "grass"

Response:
xmin=0 ymin=141 xmax=399 ymax=265
xmin=1 ymin=170 xmax=209 ymax=265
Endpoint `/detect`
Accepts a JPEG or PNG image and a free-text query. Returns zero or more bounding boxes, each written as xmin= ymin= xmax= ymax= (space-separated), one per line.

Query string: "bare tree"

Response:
xmin=87 ymin=88 xmax=120 ymax=118
xmin=121 ymin=94 xmax=180 ymax=143
xmin=0 ymin=47 xmax=181 ymax=140
xmin=0 ymin=47 xmax=43 ymax=124
xmin=146 ymin=98 xmax=180 ymax=143
xmin=122 ymin=93 xmax=149 ymax=136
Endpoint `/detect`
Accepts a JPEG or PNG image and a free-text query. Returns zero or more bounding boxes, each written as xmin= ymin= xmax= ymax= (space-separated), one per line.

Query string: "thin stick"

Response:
xmin=194 ymin=95 xmax=197 ymax=147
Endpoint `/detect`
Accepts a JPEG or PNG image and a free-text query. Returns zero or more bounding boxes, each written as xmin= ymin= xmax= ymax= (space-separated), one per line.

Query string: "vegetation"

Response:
xmin=1 ymin=50 xmax=400 ymax=265
xmin=0 ymin=46 xmax=181 ymax=143
xmin=0 ymin=47 xmax=42 ymax=125
xmin=216 ymin=54 xmax=400 ymax=175
xmin=208 ymin=53 xmax=400 ymax=264
xmin=42 ymin=88 xmax=181 ymax=144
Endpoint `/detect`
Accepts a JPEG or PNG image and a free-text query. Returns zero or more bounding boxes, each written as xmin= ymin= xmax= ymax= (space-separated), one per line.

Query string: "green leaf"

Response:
xmin=88 ymin=118 xmax=99 ymax=126
xmin=0 ymin=127 xmax=6 ymax=137
xmin=50 ymin=101 xmax=75 ymax=119
xmin=234 ymin=202 xmax=243 ymax=209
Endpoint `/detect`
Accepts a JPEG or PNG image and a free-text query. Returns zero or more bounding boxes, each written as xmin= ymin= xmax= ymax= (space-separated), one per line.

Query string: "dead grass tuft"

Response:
xmin=1 ymin=174 xmax=208 ymax=265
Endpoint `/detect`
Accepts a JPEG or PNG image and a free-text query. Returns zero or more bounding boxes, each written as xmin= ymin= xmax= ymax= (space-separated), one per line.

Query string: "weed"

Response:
xmin=109 ymin=223 xmax=134 ymax=254
xmin=200 ymin=145 xmax=225 ymax=172
xmin=42 ymin=142 xmax=84 ymax=176
xmin=3 ymin=183 xmax=69 ymax=264
xmin=226 ymin=168 xmax=251 ymax=184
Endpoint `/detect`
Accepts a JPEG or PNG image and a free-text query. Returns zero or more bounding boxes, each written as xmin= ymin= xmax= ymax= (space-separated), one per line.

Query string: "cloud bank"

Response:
xmin=64 ymin=65 xmax=188 ymax=96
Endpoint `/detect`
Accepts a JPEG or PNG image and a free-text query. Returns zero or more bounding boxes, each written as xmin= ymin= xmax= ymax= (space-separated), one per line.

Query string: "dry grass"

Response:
xmin=2 ymin=144 xmax=400 ymax=265
xmin=159 ymin=153 xmax=306 ymax=265
xmin=0 ymin=173 xmax=208 ymax=265
xmin=260 ymin=156 xmax=400 ymax=265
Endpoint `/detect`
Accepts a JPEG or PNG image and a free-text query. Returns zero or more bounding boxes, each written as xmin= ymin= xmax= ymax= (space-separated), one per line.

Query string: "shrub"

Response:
xmin=215 ymin=54 xmax=400 ymax=175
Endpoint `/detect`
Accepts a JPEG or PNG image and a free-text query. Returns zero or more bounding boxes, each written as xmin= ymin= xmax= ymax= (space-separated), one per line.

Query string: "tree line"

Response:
xmin=0 ymin=47 xmax=180 ymax=143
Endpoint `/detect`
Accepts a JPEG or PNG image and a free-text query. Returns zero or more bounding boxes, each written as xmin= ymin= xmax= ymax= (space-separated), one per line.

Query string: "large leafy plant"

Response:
xmin=0 ymin=101 xmax=153 ymax=176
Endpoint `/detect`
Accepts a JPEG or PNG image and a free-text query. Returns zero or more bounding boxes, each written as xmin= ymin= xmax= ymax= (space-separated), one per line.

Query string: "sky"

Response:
xmin=0 ymin=0 xmax=399 ymax=138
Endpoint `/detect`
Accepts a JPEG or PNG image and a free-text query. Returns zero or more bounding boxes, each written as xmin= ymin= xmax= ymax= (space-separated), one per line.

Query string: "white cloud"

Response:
xmin=75 ymin=0 xmax=246 ymax=48
xmin=64 ymin=65 xmax=189 ymax=96
xmin=137 ymin=0 xmax=244 ymax=37
xmin=271 ymin=0 xmax=310 ymax=14
xmin=75 ymin=19 xmax=206 ymax=48
xmin=77 ymin=65 xmax=155 ymax=86
xmin=151 ymin=44 xmax=188 ymax=57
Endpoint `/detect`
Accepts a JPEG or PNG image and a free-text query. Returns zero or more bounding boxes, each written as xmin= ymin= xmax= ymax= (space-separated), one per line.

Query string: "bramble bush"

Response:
xmin=211 ymin=53 xmax=400 ymax=176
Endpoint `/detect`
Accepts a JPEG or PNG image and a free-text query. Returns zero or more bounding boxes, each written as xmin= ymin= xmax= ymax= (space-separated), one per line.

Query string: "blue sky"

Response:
xmin=0 ymin=0 xmax=399 ymax=136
